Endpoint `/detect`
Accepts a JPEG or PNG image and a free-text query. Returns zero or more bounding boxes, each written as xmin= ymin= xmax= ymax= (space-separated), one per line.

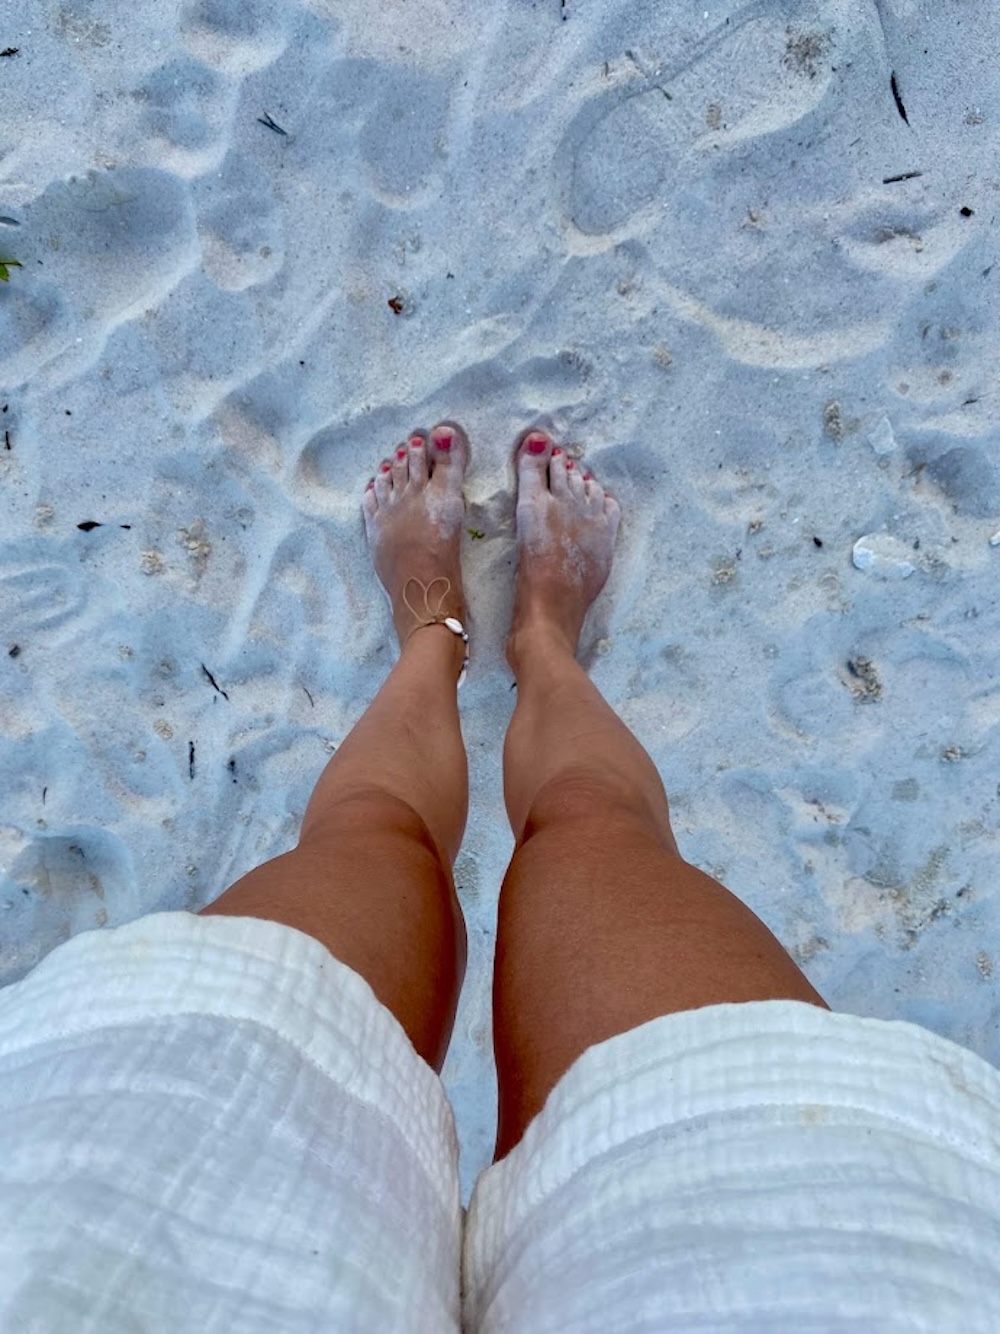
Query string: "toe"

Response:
xmin=374 ymin=459 xmax=393 ymax=504
xmin=567 ymin=463 xmax=586 ymax=503
xmin=391 ymin=442 xmax=410 ymax=490
xmin=428 ymin=420 xmax=470 ymax=490
xmin=583 ymin=470 xmax=605 ymax=513
xmin=362 ymin=478 xmax=377 ymax=526
xmin=605 ymin=492 xmax=622 ymax=540
xmin=515 ymin=429 xmax=553 ymax=499
xmin=407 ymin=433 xmax=429 ymax=485
xmin=549 ymin=446 xmax=570 ymax=497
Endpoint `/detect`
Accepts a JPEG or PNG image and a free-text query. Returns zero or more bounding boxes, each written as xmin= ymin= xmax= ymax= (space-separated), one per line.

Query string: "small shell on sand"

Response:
xmin=867 ymin=416 xmax=897 ymax=455
xmin=852 ymin=533 xmax=917 ymax=579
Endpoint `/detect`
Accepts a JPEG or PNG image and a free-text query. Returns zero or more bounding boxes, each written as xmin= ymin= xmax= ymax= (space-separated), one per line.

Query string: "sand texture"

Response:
xmin=2 ymin=0 xmax=999 ymax=1194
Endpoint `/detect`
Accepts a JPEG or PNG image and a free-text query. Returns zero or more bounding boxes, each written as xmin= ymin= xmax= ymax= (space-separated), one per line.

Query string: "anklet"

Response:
xmin=402 ymin=577 xmax=470 ymax=688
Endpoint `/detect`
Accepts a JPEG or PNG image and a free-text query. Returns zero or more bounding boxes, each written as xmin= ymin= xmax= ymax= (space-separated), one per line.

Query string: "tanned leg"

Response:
xmin=202 ymin=423 xmax=472 ymax=1070
xmin=493 ymin=429 xmax=827 ymax=1156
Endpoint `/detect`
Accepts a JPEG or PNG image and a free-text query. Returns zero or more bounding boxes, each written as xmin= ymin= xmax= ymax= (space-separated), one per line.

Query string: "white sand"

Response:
xmin=1 ymin=0 xmax=999 ymax=1198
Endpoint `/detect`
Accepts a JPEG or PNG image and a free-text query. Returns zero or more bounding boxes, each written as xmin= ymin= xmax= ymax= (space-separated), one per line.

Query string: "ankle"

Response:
xmin=506 ymin=618 xmax=578 ymax=676
xmin=400 ymin=619 xmax=469 ymax=675
xmin=391 ymin=575 xmax=465 ymax=649
xmin=394 ymin=603 xmax=465 ymax=649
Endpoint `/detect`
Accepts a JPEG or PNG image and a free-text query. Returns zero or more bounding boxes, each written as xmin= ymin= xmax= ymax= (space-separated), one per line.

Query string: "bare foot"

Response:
xmin=507 ymin=430 xmax=620 ymax=668
xmin=362 ymin=422 xmax=469 ymax=649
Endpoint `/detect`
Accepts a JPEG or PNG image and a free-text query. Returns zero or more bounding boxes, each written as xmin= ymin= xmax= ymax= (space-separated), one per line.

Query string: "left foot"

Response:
xmin=362 ymin=422 xmax=469 ymax=648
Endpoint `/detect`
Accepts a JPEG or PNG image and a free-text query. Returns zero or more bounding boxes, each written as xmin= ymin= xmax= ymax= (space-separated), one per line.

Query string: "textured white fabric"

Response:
xmin=0 ymin=912 xmax=461 ymax=1332
xmin=4 ymin=915 xmax=1000 ymax=1332
xmin=465 ymin=1001 xmax=1000 ymax=1332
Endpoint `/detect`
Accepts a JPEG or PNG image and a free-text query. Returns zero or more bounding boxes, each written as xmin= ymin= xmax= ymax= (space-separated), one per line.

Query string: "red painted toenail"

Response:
xmin=551 ymin=446 xmax=563 ymax=456
xmin=527 ymin=436 xmax=548 ymax=455
xmin=366 ymin=479 xmax=375 ymax=490
xmin=380 ymin=462 xmax=392 ymax=473
xmin=410 ymin=436 xmax=423 ymax=447
xmin=435 ymin=430 xmax=453 ymax=450
xmin=583 ymin=473 xmax=592 ymax=481
xmin=566 ymin=459 xmax=575 ymax=470
xmin=396 ymin=447 xmax=408 ymax=459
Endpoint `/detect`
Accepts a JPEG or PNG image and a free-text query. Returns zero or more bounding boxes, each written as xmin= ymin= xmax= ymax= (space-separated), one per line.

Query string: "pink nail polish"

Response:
xmin=527 ymin=436 xmax=548 ymax=455
xmin=552 ymin=446 xmax=563 ymax=456
xmin=396 ymin=447 xmax=408 ymax=459
xmin=410 ymin=436 xmax=424 ymax=447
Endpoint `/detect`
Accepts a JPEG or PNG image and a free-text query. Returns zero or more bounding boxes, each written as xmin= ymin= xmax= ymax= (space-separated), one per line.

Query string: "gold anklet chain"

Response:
xmin=401 ymin=577 xmax=469 ymax=688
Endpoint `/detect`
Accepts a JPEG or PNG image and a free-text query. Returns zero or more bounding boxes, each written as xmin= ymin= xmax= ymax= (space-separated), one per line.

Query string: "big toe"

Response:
xmin=515 ymin=429 xmax=553 ymax=499
xmin=428 ymin=421 xmax=470 ymax=492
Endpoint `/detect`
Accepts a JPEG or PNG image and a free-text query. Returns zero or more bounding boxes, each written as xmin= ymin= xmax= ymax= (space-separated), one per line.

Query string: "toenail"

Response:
xmin=527 ymin=436 xmax=548 ymax=455
xmin=396 ymin=447 xmax=408 ymax=459
xmin=380 ymin=462 xmax=392 ymax=473
xmin=552 ymin=446 xmax=563 ymax=456
xmin=583 ymin=472 xmax=592 ymax=481
xmin=410 ymin=436 xmax=424 ymax=447
xmin=435 ymin=429 xmax=453 ymax=450
xmin=366 ymin=479 xmax=375 ymax=490
xmin=566 ymin=459 xmax=575 ymax=470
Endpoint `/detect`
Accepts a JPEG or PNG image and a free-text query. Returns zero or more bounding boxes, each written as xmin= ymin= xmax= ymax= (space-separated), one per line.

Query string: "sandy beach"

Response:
xmin=2 ymin=0 xmax=999 ymax=1196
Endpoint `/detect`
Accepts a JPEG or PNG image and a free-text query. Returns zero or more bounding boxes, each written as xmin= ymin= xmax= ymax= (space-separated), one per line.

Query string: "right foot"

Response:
xmin=362 ymin=422 xmax=469 ymax=650
xmin=507 ymin=430 xmax=621 ymax=668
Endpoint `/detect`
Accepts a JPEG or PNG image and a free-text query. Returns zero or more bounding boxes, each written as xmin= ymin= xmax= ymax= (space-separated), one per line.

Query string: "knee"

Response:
xmin=520 ymin=765 xmax=673 ymax=848
xmin=300 ymin=786 xmax=441 ymax=862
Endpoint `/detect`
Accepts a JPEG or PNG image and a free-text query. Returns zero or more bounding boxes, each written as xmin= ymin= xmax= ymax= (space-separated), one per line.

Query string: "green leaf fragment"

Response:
xmin=467 ymin=528 xmax=485 ymax=541
xmin=0 ymin=259 xmax=23 ymax=282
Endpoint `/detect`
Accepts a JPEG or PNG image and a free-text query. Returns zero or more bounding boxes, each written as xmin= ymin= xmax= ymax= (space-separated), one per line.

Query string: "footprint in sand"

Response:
xmin=297 ymin=414 xmax=389 ymax=501
xmin=239 ymin=528 xmax=336 ymax=653
xmin=838 ymin=203 xmax=972 ymax=282
xmin=561 ymin=10 xmax=837 ymax=237
xmin=515 ymin=347 xmax=598 ymax=418
xmin=133 ymin=56 xmax=236 ymax=174
xmin=193 ymin=150 xmax=283 ymax=291
xmin=307 ymin=59 xmax=451 ymax=207
xmin=180 ymin=0 xmax=287 ymax=76
xmin=21 ymin=167 xmax=196 ymax=349
xmin=0 ymin=827 xmax=136 ymax=987
xmin=0 ymin=285 xmax=71 ymax=391
xmin=210 ymin=369 xmax=298 ymax=478
xmin=0 ymin=551 xmax=89 ymax=644
xmin=905 ymin=438 xmax=1000 ymax=519
xmin=557 ymin=5 xmax=965 ymax=368
xmin=140 ymin=271 xmax=264 ymax=398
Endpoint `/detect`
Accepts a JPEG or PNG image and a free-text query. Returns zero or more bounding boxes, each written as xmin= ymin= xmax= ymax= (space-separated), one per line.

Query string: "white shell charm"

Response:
xmin=441 ymin=616 xmax=470 ymax=688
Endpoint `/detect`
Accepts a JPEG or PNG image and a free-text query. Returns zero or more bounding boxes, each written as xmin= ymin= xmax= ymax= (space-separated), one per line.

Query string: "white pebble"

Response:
xmin=852 ymin=533 xmax=917 ymax=579
xmin=990 ymin=531 xmax=1000 ymax=547
xmin=867 ymin=416 xmax=896 ymax=456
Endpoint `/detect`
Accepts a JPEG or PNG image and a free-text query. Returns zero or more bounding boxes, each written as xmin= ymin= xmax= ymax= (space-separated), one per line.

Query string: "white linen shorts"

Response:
xmin=1 ymin=912 xmax=999 ymax=1331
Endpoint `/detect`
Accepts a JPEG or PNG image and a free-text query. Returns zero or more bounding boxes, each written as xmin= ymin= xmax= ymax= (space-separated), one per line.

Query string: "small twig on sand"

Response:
xmin=890 ymin=72 xmax=909 ymax=124
xmin=201 ymin=663 xmax=230 ymax=701
xmin=257 ymin=111 xmax=287 ymax=136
